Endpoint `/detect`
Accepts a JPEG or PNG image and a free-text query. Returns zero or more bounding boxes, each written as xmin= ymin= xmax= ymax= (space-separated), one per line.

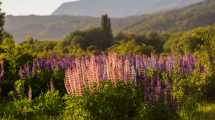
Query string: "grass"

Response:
xmin=179 ymin=103 xmax=215 ymax=120
xmin=194 ymin=103 xmax=215 ymax=120
xmin=1 ymin=100 xmax=215 ymax=120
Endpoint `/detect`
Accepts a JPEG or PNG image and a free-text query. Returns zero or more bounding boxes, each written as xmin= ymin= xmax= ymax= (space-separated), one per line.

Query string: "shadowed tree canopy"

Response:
xmin=64 ymin=14 xmax=113 ymax=51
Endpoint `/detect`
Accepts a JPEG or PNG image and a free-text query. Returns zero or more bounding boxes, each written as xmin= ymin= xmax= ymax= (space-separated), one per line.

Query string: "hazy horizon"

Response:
xmin=1 ymin=0 xmax=78 ymax=15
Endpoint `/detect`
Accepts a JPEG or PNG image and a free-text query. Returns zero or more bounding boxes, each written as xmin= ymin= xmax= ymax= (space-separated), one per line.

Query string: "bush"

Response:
xmin=109 ymin=39 xmax=154 ymax=55
xmin=137 ymin=103 xmax=179 ymax=120
xmin=33 ymin=91 xmax=64 ymax=115
xmin=64 ymin=81 xmax=179 ymax=120
xmin=84 ymin=81 xmax=142 ymax=120
xmin=64 ymin=81 xmax=142 ymax=120
xmin=64 ymin=96 xmax=91 ymax=120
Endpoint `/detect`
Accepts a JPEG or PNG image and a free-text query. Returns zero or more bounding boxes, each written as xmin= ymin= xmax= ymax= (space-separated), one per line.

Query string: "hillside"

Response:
xmin=123 ymin=0 xmax=215 ymax=33
xmin=53 ymin=0 xmax=203 ymax=17
xmin=4 ymin=15 xmax=143 ymax=42
xmin=4 ymin=15 xmax=99 ymax=42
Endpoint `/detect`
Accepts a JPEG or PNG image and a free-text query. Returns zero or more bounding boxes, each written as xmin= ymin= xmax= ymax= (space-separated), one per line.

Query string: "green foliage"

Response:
xmin=14 ymin=80 xmax=25 ymax=99
xmin=109 ymin=39 xmax=154 ymax=55
xmin=64 ymin=81 xmax=179 ymax=120
xmin=172 ymin=66 xmax=210 ymax=102
xmin=0 ymin=91 xmax=64 ymax=119
xmin=63 ymin=14 xmax=113 ymax=52
xmin=33 ymin=91 xmax=63 ymax=115
xmin=64 ymin=81 xmax=142 ymax=120
xmin=0 ymin=3 xmax=215 ymax=119
xmin=115 ymin=32 xmax=167 ymax=53
xmin=163 ymin=26 xmax=215 ymax=101
xmin=64 ymin=96 xmax=91 ymax=120
xmin=137 ymin=103 xmax=179 ymax=120
xmin=164 ymin=26 xmax=215 ymax=54
xmin=64 ymin=28 xmax=113 ymax=51
xmin=12 ymin=98 xmax=33 ymax=114
xmin=0 ymin=37 xmax=34 ymax=99
xmin=84 ymin=81 xmax=141 ymax=120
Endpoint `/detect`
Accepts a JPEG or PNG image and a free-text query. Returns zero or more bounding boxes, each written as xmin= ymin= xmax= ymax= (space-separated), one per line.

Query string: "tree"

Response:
xmin=101 ymin=14 xmax=113 ymax=47
xmin=109 ymin=39 xmax=154 ymax=55
xmin=163 ymin=26 xmax=215 ymax=54
xmin=64 ymin=15 xmax=114 ymax=52
xmin=101 ymin=14 xmax=113 ymax=38
xmin=0 ymin=2 xmax=5 ymax=42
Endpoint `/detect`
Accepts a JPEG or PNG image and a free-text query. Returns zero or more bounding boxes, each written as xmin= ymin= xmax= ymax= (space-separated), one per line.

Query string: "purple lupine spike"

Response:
xmin=32 ymin=62 xmax=36 ymax=76
xmin=154 ymin=75 xmax=162 ymax=101
xmin=199 ymin=64 xmax=205 ymax=73
xmin=18 ymin=67 xmax=24 ymax=79
xmin=39 ymin=59 xmax=46 ymax=70
xmin=25 ymin=64 xmax=30 ymax=76
xmin=0 ymin=61 xmax=4 ymax=81
xmin=166 ymin=56 xmax=174 ymax=73
xmin=14 ymin=53 xmax=203 ymax=103
xmin=188 ymin=54 xmax=196 ymax=71
xmin=59 ymin=60 xmax=66 ymax=70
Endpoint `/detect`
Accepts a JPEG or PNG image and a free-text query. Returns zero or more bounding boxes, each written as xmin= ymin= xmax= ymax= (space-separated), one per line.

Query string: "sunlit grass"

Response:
xmin=195 ymin=103 xmax=215 ymax=120
xmin=180 ymin=103 xmax=215 ymax=120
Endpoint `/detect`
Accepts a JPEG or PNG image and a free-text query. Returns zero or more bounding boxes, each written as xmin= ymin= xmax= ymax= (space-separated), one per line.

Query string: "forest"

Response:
xmin=0 ymin=1 xmax=215 ymax=120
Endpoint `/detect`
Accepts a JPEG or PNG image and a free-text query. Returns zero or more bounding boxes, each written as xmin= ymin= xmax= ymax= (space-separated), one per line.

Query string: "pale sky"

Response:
xmin=1 ymin=0 xmax=78 ymax=15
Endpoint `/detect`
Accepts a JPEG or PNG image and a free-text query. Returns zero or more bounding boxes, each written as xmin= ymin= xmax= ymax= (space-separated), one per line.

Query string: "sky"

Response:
xmin=1 ymin=0 xmax=78 ymax=15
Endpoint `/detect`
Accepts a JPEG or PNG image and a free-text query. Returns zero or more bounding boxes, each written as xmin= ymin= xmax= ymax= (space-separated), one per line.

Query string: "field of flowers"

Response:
xmin=18 ymin=54 xmax=210 ymax=99
xmin=0 ymin=52 xmax=212 ymax=120
xmin=0 ymin=5 xmax=214 ymax=119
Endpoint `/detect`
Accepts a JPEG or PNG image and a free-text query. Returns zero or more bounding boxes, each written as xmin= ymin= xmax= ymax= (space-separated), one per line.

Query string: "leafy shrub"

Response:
xmin=33 ymin=91 xmax=64 ymax=115
xmin=84 ymin=81 xmax=142 ymax=120
xmin=64 ymin=96 xmax=91 ymax=120
xmin=64 ymin=81 xmax=179 ymax=120
xmin=137 ymin=103 xmax=179 ymax=120
xmin=109 ymin=39 xmax=154 ymax=55
xmin=8 ymin=98 xmax=34 ymax=118
xmin=64 ymin=81 xmax=142 ymax=120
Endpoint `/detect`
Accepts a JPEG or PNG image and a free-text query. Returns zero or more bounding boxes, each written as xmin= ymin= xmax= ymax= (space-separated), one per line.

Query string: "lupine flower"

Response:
xmin=0 ymin=61 xmax=4 ymax=81
xmin=199 ymin=64 xmax=205 ymax=73
xmin=17 ymin=53 xmax=203 ymax=104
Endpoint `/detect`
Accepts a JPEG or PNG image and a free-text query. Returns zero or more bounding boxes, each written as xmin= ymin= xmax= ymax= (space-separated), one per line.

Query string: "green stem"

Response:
xmin=28 ymin=84 xmax=32 ymax=101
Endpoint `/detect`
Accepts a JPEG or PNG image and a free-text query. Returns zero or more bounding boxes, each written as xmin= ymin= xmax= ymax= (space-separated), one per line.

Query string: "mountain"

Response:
xmin=123 ymin=0 xmax=215 ymax=33
xmin=4 ymin=0 xmax=215 ymax=42
xmin=53 ymin=0 xmax=203 ymax=17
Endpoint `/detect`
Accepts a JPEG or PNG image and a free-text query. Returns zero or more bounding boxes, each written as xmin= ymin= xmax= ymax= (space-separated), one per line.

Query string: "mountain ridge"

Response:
xmin=123 ymin=0 xmax=215 ymax=33
xmin=52 ymin=0 xmax=203 ymax=17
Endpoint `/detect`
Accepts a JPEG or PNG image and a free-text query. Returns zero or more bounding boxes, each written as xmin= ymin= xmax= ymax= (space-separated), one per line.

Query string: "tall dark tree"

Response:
xmin=100 ymin=14 xmax=113 ymax=50
xmin=0 ymin=2 xmax=5 ymax=42
xmin=101 ymin=14 xmax=113 ymax=40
